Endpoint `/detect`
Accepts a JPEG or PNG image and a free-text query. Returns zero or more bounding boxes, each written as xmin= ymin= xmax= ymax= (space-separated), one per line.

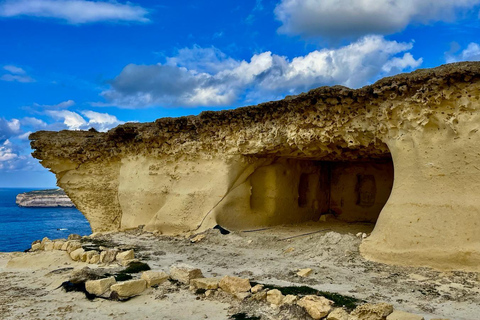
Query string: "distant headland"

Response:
xmin=16 ymin=189 xmax=75 ymax=208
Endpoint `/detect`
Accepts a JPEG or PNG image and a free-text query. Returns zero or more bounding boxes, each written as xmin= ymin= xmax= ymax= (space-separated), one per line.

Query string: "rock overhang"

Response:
xmin=29 ymin=62 xmax=480 ymax=271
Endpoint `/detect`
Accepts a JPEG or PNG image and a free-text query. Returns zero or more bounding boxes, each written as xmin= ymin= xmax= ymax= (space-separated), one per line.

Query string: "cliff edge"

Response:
xmin=16 ymin=189 xmax=75 ymax=208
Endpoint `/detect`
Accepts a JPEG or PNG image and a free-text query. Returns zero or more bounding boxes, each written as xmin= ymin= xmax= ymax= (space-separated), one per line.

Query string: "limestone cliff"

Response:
xmin=30 ymin=62 xmax=480 ymax=271
xmin=16 ymin=189 xmax=75 ymax=208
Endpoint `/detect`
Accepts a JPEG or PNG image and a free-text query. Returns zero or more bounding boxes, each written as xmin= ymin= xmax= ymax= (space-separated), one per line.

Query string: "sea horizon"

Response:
xmin=0 ymin=187 xmax=91 ymax=252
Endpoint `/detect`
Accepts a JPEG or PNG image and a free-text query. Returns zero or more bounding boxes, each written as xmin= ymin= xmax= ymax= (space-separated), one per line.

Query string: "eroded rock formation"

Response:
xmin=30 ymin=62 xmax=480 ymax=271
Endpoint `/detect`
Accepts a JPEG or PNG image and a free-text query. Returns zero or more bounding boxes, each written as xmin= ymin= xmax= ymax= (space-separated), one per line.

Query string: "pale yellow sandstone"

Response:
xmin=85 ymin=277 xmax=116 ymax=296
xmin=350 ymin=303 xmax=394 ymax=320
xmin=169 ymin=264 xmax=203 ymax=284
xmin=30 ymin=62 xmax=480 ymax=272
xmin=110 ymin=279 xmax=146 ymax=297
xmin=297 ymin=295 xmax=334 ymax=319
xmin=219 ymin=276 xmax=251 ymax=294
xmin=190 ymin=277 xmax=220 ymax=290
xmin=141 ymin=271 xmax=169 ymax=287
xmin=266 ymin=289 xmax=284 ymax=305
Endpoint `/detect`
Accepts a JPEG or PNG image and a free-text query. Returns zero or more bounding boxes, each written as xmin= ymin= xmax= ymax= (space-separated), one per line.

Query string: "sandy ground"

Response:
xmin=1 ymin=221 xmax=479 ymax=320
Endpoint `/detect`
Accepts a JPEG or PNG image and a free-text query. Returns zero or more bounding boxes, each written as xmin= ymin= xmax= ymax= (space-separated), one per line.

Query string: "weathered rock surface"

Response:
xmin=350 ymin=302 xmax=394 ymax=320
xmin=266 ymin=289 xmax=284 ymax=305
xmin=16 ymin=189 xmax=74 ymax=207
xmin=297 ymin=295 xmax=334 ymax=319
xmin=141 ymin=271 xmax=169 ymax=287
xmin=85 ymin=277 xmax=116 ymax=296
xmin=29 ymin=62 xmax=480 ymax=271
xmin=327 ymin=308 xmax=349 ymax=320
xmin=169 ymin=264 xmax=203 ymax=284
xmin=219 ymin=276 xmax=251 ymax=294
xmin=190 ymin=277 xmax=220 ymax=290
xmin=110 ymin=279 xmax=146 ymax=297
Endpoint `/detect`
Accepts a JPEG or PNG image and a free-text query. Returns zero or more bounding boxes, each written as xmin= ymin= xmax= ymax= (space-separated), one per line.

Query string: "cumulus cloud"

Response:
xmin=0 ymin=118 xmax=21 ymax=142
xmin=274 ymin=0 xmax=480 ymax=39
xmin=101 ymin=36 xmax=422 ymax=108
xmin=446 ymin=42 xmax=480 ymax=62
xmin=0 ymin=0 xmax=149 ymax=24
xmin=46 ymin=109 xmax=123 ymax=131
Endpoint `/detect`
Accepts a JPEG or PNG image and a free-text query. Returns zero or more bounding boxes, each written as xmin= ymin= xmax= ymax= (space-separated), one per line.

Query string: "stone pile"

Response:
xmin=30 ymin=235 xmax=437 ymax=319
xmin=29 ymin=235 xmax=138 ymax=266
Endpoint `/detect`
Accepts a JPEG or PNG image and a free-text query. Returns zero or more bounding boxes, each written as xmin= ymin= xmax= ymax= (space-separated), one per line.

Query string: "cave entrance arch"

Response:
xmin=216 ymin=151 xmax=394 ymax=231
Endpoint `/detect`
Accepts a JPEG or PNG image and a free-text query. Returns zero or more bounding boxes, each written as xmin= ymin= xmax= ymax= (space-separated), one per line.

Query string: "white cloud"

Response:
xmin=0 ymin=74 xmax=35 ymax=83
xmin=100 ymin=36 xmax=422 ymax=108
xmin=3 ymin=65 xmax=26 ymax=74
xmin=0 ymin=118 xmax=21 ymax=141
xmin=0 ymin=0 xmax=150 ymax=24
xmin=446 ymin=42 xmax=480 ymax=62
xmin=33 ymin=99 xmax=75 ymax=109
xmin=81 ymin=110 xmax=123 ymax=132
xmin=46 ymin=110 xmax=87 ymax=130
xmin=20 ymin=117 xmax=48 ymax=129
xmin=45 ymin=109 xmax=122 ymax=131
xmin=274 ymin=0 xmax=480 ymax=39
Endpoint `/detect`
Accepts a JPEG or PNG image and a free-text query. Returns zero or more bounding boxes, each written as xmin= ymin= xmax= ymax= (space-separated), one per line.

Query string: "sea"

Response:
xmin=0 ymin=188 xmax=91 ymax=252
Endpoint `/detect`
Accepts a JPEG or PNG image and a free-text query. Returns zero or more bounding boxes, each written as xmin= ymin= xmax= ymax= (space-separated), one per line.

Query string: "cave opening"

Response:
xmin=236 ymin=153 xmax=394 ymax=230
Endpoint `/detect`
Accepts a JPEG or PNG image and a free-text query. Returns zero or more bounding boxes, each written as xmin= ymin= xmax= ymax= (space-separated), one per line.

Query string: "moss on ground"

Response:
xmin=251 ymin=282 xmax=362 ymax=311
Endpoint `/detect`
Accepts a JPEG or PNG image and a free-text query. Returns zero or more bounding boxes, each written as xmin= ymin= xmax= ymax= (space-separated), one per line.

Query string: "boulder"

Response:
xmin=88 ymin=253 xmax=100 ymax=264
xmin=297 ymin=295 xmax=334 ymax=320
xmin=169 ymin=264 xmax=203 ymax=284
xmin=190 ymin=277 xmax=221 ymax=290
xmin=116 ymin=249 xmax=134 ymax=262
xmin=266 ymin=289 xmax=284 ymax=305
xmin=44 ymin=242 xmax=55 ymax=251
xmin=68 ymin=234 xmax=82 ymax=241
xmin=327 ymin=308 xmax=349 ymax=320
xmin=53 ymin=241 xmax=65 ymax=250
xmin=110 ymin=279 xmax=146 ymax=297
xmin=386 ymin=311 xmax=424 ymax=320
xmin=85 ymin=277 xmax=116 ymax=296
xmin=251 ymin=284 xmax=264 ymax=293
xmin=297 ymin=268 xmax=313 ymax=277
xmin=219 ymin=276 xmax=251 ymax=294
xmin=141 ymin=271 xmax=169 ymax=287
xmin=99 ymin=249 xmax=118 ymax=264
xmin=66 ymin=241 xmax=82 ymax=254
xmin=350 ymin=303 xmax=394 ymax=320
xmin=70 ymin=248 xmax=85 ymax=261
xmin=31 ymin=243 xmax=42 ymax=251
xmin=120 ymin=258 xmax=139 ymax=266
xmin=282 ymin=295 xmax=298 ymax=305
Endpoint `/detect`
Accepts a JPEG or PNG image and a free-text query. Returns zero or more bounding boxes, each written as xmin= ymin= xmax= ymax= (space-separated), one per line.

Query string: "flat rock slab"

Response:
xmin=85 ymin=277 xmax=116 ymax=296
xmin=141 ymin=271 xmax=169 ymax=287
xmin=190 ymin=277 xmax=221 ymax=290
xmin=111 ymin=279 xmax=147 ymax=297
xmin=170 ymin=264 xmax=203 ymax=284
xmin=219 ymin=276 xmax=251 ymax=294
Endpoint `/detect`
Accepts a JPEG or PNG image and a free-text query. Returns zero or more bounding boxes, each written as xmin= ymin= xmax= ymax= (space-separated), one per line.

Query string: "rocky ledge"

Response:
xmin=16 ymin=189 xmax=75 ymax=208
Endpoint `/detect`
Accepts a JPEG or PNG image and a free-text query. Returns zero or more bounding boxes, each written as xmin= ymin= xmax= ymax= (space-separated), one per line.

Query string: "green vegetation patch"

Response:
xmin=251 ymin=282 xmax=362 ymax=311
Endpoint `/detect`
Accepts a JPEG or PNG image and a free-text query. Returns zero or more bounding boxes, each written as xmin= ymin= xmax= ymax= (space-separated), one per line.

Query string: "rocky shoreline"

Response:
xmin=16 ymin=189 xmax=75 ymax=208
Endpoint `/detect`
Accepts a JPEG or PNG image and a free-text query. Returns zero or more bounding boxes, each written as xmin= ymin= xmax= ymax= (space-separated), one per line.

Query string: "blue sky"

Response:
xmin=0 ymin=0 xmax=480 ymax=187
